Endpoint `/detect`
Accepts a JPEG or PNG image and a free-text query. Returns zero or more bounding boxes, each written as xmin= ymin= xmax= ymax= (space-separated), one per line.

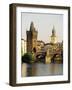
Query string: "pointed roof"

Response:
xmin=52 ymin=25 xmax=56 ymax=36
xmin=30 ymin=21 xmax=35 ymax=31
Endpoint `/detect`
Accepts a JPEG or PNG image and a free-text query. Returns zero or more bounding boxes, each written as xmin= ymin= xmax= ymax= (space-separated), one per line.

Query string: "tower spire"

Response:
xmin=30 ymin=21 xmax=35 ymax=31
xmin=52 ymin=25 xmax=56 ymax=36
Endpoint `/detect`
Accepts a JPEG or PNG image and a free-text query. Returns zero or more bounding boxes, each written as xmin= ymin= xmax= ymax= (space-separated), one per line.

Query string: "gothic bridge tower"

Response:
xmin=26 ymin=22 xmax=38 ymax=53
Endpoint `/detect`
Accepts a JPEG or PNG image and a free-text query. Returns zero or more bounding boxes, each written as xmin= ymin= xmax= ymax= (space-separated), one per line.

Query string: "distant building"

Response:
xmin=26 ymin=22 xmax=38 ymax=53
xmin=37 ymin=40 xmax=45 ymax=52
xmin=21 ymin=39 xmax=27 ymax=56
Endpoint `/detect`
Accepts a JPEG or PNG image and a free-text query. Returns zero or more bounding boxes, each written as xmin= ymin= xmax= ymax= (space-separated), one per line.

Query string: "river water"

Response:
xmin=21 ymin=63 xmax=63 ymax=77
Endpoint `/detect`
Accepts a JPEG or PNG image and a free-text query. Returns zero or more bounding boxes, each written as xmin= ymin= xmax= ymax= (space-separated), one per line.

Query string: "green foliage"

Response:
xmin=22 ymin=52 xmax=35 ymax=64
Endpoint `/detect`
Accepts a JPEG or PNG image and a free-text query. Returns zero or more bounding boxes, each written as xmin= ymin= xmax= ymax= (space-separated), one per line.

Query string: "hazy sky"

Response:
xmin=21 ymin=12 xmax=63 ymax=43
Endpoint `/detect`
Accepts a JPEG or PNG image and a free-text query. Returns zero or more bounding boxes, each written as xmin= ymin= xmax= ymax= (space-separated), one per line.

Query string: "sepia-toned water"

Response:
xmin=21 ymin=63 xmax=63 ymax=77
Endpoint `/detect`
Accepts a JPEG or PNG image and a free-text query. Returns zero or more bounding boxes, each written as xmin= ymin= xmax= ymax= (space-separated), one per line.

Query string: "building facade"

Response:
xmin=21 ymin=39 xmax=27 ymax=56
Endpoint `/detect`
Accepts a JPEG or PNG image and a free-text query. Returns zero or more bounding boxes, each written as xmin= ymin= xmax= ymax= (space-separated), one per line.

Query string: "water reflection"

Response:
xmin=21 ymin=63 xmax=63 ymax=77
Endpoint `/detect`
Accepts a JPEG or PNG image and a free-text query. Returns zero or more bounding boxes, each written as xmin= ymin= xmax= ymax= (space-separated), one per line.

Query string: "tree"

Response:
xmin=22 ymin=52 xmax=35 ymax=64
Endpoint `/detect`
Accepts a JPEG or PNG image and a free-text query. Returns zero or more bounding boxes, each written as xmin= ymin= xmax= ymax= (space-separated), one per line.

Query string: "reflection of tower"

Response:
xmin=26 ymin=22 xmax=38 ymax=52
xmin=50 ymin=26 xmax=57 ymax=44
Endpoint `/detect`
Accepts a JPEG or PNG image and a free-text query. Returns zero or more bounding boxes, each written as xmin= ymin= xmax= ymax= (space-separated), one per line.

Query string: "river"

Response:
xmin=21 ymin=63 xmax=63 ymax=77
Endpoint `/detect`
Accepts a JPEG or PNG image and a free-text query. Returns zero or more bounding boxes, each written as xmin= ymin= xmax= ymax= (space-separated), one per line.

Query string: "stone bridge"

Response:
xmin=35 ymin=51 xmax=63 ymax=64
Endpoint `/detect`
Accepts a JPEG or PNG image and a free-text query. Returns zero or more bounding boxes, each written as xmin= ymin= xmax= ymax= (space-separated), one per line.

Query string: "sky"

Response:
xmin=21 ymin=12 xmax=63 ymax=43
